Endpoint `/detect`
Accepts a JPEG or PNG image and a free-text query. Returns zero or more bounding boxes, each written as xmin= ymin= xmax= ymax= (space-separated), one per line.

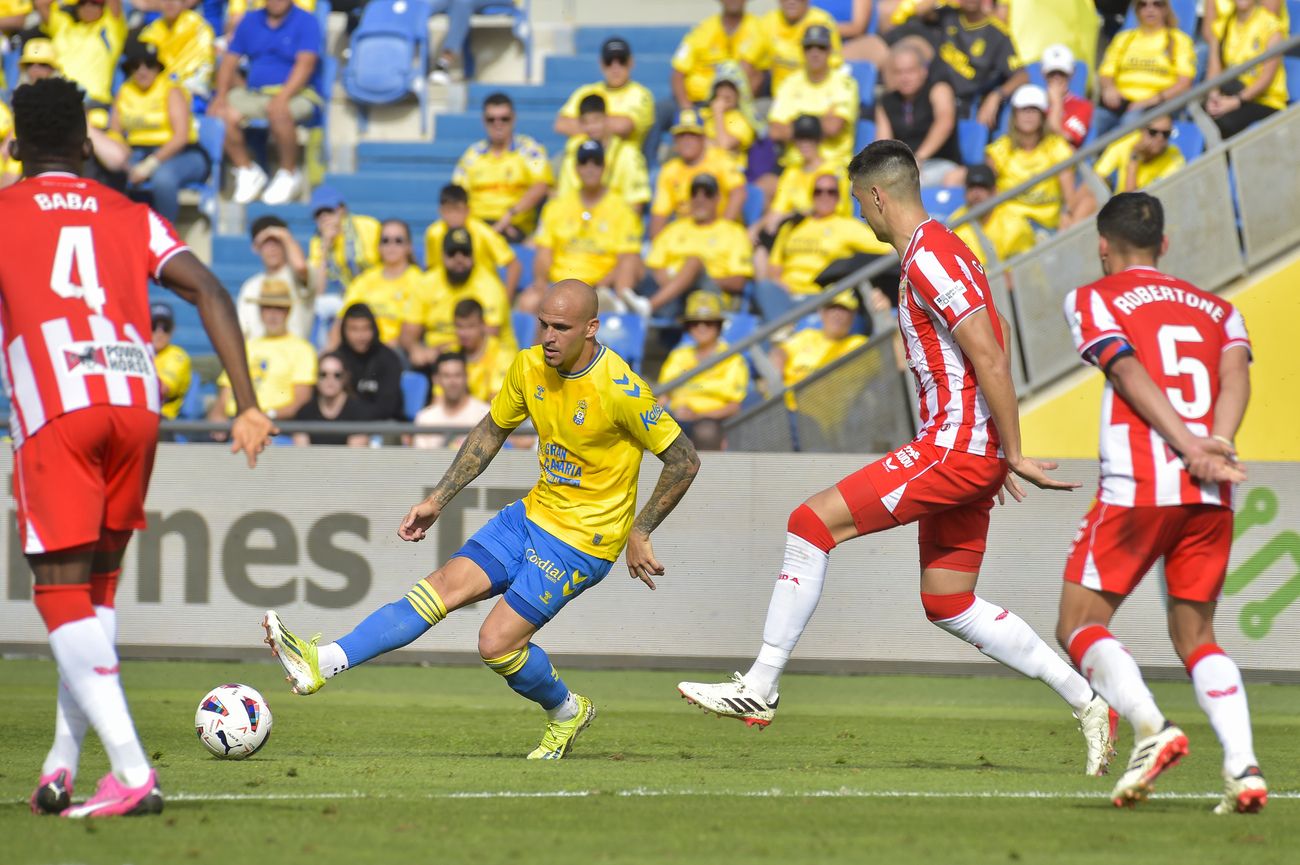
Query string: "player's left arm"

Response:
xmin=627 ymin=432 xmax=701 ymax=590
xmin=1211 ymin=345 xmax=1251 ymax=447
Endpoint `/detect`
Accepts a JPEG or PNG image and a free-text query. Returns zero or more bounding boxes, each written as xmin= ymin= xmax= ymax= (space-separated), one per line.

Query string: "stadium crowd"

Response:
xmin=0 ymin=0 xmax=1293 ymax=449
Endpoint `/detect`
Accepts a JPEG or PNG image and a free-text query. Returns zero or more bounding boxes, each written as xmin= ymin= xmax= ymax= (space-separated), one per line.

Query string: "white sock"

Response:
xmin=933 ymin=596 xmax=1094 ymax=711
xmin=1079 ymin=636 xmax=1166 ymax=739
xmin=743 ymin=533 xmax=829 ymax=702
xmin=547 ymin=691 xmax=579 ymax=722
xmin=48 ymin=618 xmax=152 ymax=787
xmin=318 ymin=642 xmax=349 ymax=679
xmin=1190 ymin=651 xmax=1257 ymax=777
xmin=41 ymin=605 xmax=116 ymax=780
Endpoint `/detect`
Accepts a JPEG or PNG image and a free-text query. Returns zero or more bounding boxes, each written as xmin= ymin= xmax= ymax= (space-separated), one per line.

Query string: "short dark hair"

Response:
xmin=435 ymin=351 xmax=467 ymax=373
xmin=482 ymin=92 xmax=513 ymax=112
xmin=12 ymin=78 xmax=87 ymax=162
xmin=439 ymin=184 xmax=469 ymax=206
xmin=847 ymin=139 xmax=920 ymax=196
xmin=249 ymin=214 xmax=288 ymax=240
xmin=1096 ymin=192 xmax=1163 ymax=253
xmin=578 ymin=93 xmax=607 ymax=115
xmin=453 ymin=298 xmax=485 ymax=320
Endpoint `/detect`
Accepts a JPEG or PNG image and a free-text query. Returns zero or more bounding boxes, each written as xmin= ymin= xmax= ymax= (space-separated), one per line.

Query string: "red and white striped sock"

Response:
xmin=1069 ymin=625 xmax=1165 ymax=739
xmin=1188 ymin=644 xmax=1258 ymax=776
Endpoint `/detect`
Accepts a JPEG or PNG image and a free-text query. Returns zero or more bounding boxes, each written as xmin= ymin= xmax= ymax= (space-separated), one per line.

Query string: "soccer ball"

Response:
xmin=195 ymin=683 xmax=273 ymax=760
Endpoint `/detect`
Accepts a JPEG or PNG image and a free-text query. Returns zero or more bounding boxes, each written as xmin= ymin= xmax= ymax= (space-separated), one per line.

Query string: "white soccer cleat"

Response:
xmin=1214 ymin=766 xmax=1268 ymax=815
xmin=677 ymin=673 xmax=777 ymax=728
xmin=1075 ymin=693 xmax=1119 ymax=776
xmin=260 ymin=169 xmax=303 ymax=205
xmin=232 ymin=164 xmax=268 ymax=205
xmin=1110 ymin=723 xmax=1189 ymax=807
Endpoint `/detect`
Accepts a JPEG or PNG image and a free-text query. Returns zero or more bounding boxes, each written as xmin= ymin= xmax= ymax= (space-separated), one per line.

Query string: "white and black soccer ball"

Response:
xmin=195 ymin=683 xmax=273 ymax=760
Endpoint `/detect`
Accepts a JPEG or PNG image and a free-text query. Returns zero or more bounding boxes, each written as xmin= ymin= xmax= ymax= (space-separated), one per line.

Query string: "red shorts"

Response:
xmin=836 ymin=439 xmax=1006 ymax=573
xmin=13 ymin=405 xmax=159 ymax=555
xmin=1062 ymin=501 xmax=1233 ymax=603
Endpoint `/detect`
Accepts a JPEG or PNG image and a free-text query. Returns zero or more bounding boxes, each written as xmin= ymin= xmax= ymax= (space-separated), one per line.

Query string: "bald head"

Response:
xmin=542 ymin=279 xmax=599 ymax=321
xmin=538 ymin=279 xmax=600 ymax=371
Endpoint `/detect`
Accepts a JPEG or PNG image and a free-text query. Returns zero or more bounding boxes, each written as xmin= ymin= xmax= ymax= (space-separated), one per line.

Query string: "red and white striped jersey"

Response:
xmin=1065 ymin=265 xmax=1251 ymax=508
xmin=0 ymin=173 xmax=187 ymax=447
xmin=898 ymin=218 xmax=1004 ymax=457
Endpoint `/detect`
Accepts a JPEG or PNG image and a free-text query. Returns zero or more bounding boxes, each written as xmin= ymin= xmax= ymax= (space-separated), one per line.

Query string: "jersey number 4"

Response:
xmin=1156 ymin=324 xmax=1211 ymax=419
xmin=50 ymin=226 xmax=107 ymax=315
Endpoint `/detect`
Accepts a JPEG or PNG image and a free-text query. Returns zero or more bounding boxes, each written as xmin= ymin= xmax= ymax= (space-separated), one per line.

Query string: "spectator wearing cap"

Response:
xmin=555 ymin=36 xmax=657 ymax=151
xmin=1040 ymin=43 xmax=1092 ymax=149
xmin=423 ymin=183 xmax=521 ymax=297
xmin=110 ymin=39 xmax=211 ymax=223
xmin=948 ymin=164 xmax=1035 ymax=266
xmin=768 ymin=23 xmax=857 ymax=171
xmin=985 ymin=84 xmax=1091 ymax=232
xmin=453 ymin=298 xmax=513 ymax=401
xmin=1095 ymin=0 xmax=1195 ymax=139
xmin=701 ymin=65 xmax=758 ymax=174
xmin=401 ymin=227 xmax=513 ymax=368
xmin=1205 ymin=0 xmax=1289 ymax=139
xmin=760 ymin=115 xmax=851 ymax=237
xmin=756 ymin=0 xmax=844 ymax=96
xmin=138 ymin=0 xmax=217 ymax=101
xmin=670 ymin=0 xmax=766 ymax=111
xmin=770 ymin=289 xmax=867 ymax=410
xmin=425 ymin=0 xmax=512 ymax=83
xmin=756 ymin=173 xmax=890 ymax=320
xmin=453 ymin=92 xmax=554 ymax=243
xmin=555 ymin=93 xmax=651 ymax=214
xmin=336 ymin=219 xmax=431 ymax=348
xmin=875 ymin=37 xmax=963 ymax=188
xmin=208 ymin=0 xmax=321 ymax=205
xmin=17 ymin=36 xmax=60 ymax=84
xmin=411 ymin=352 xmax=490 ymax=450
xmin=526 ymin=139 xmax=642 ymax=314
xmin=308 ymin=184 xmax=382 ymax=296
xmin=150 ymin=302 xmax=193 ymax=421
xmin=238 ymin=214 xmax=313 ymax=340
xmin=650 ymin=109 xmax=746 ymax=238
xmin=657 ymin=291 xmax=750 ymax=426
xmin=642 ymin=173 xmax=754 ymax=317
xmin=292 ymin=351 xmax=374 ymax=447
xmin=211 ymin=280 xmax=317 ymax=422
xmin=33 ymin=0 xmax=127 ymax=109
xmin=335 ymin=303 xmax=405 ymax=420
xmin=1092 ymin=113 xmax=1185 ymax=193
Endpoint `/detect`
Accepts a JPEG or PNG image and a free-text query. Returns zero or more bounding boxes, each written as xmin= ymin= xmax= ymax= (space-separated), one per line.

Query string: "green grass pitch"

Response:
xmin=2 ymin=658 xmax=1297 ymax=865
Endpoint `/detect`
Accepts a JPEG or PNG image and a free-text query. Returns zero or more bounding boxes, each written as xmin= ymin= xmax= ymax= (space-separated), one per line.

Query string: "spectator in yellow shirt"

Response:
xmin=650 ymin=109 xmax=746 ymax=238
xmin=642 ymin=173 xmax=754 ymax=316
xmin=401 ymin=227 xmax=512 ymax=367
xmin=949 ymin=164 xmax=1036 ymax=266
xmin=670 ymin=0 xmax=767 ymax=108
xmin=771 ymin=289 xmax=867 ymax=409
xmin=701 ymin=66 xmax=758 ymax=173
xmin=149 ymin=302 xmax=192 ymax=421
xmin=0 ymin=0 xmax=32 ymax=35
xmin=756 ymin=0 xmax=844 ymax=95
xmin=658 ymin=291 xmax=750 ymax=426
xmin=453 ymin=298 xmax=514 ymax=402
xmin=308 ymin=185 xmax=382 ymax=296
xmin=424 ymin=184 xmax=521 ymax=297
xmin=452 ymin=92 xmax=554 ymax=242
xmin=555 ymin=37 xmax=656 ymax=150
xmin=336 ymin=220 xmax=431 ymax=348
xmin=34 ymin=0 xmax=127 ymax=108
xmin=1205 ymin=0 xmax=1288 ymax=139
xmin=754 ymin=116 xmax=851 ymax=260
xmin=1096 ymin=0 xmax=1195 ymax=138
xmin=768 ymin=25 xmax=858 ymax=169
xmin=211 ymin=281 xmax=317 ymax=421
xmin=139 ymin=0 xmax=215 ymax=100
xmin=1092 ymin=115 xmax=1185 ymax=193
xmin=555 ymin=93 xmax=651 ymax=213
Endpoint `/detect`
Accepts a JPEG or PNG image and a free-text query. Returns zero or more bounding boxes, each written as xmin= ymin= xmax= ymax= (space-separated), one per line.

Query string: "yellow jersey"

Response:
xmin=755 ymin=6 xmax=845 ymax=94
xmin=768 ymin=69 xmax=859 ymax=167
xmin=555 ymin=136 xmax=651 ymax=207
xmin=671 ymin=12 xmax=768 ymax=104
xmin=1093 ymin=131 xmax=1186 ymax=192
xmin=114 ymin=74 xmax=198 ymax=148
xmin=700 ymin=106 xmax=755 ymax=171
xmin=645 ymin=217 xmax=754 ymax=282
xmin=534 ymin=191 xmax=643 ymax=287
xmin=770 ymin=214 xmax=891 ymax=296
xmin=139 ymin=10 xmax=215 ymax=95
xmin=219 ymin=332 xmax=317 ymax=416
xmin=308 ymin=213 xmax=382 ymax=290
xmin=0 ymin=100 xmax=19 ymax=180
xmin=154 ymin=342 xmax=192 ymax=420
xmin=985 ymin=133 xmax=1075 ymax=229
xmin=46 ymin=4 xmax=128 ymax=105
xmin=1098 ymin=27 xmax=1196 ymax=102
xmin=951 ymin=204 xmax=1037 ymax=265
xmin=405 ymin=266 xmax=513 ymax=351
xmin=490 ymin=344 xmax=682 ymax=559
xmin=770 ymin=163 xmax=852 ymax=217
xmin=424 ymin=216 xmax=515 ymax=276
xmin=557 ymin=80 xmax=657 ymax=147
xmin=651 ymin=146 xmax=746 ymax=221
xmin=659 ymin=341 xmax=749 ymax=416
xmin=342 ymin=264 xmax=432 ymax=345
xmin=1211 ymin=0 xmax=1290 ymax=40
xmin=1220 ymin=7 xmax=1288 ymax=111
xmin=464 ymin=335 xmax=514 ymax=402
xmin=452 ymin=134 xmax=554 ymax=234
xmin=779 ymin=328 xmax=867 ymax=409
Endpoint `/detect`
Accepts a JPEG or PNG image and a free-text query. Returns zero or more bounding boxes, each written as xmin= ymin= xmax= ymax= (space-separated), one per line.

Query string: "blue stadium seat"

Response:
xmin=1024 ymin=60 xmax=1087 ymax=99
xmin=1287 ymin=57 xmax=1300 ymax=105
xmin=849 ymin=62 xmax=878 ymax=112
xmin=356 ymin=140 xmax=466 ymax=173
xmin=512 ymin=309 xmax=537 ymax=346
xmin=344 ymin=0 xmax=430 ymax=135
xmin=192 ymin=116 xmax=224 ymax=219
xmin=466 ymin=82 xmax=574 ymax=112
xmin=1123 ymin=0 xmax=1197 ymax=39
xmin=511 ymin=243 xmax=535 ymax=288
xmin=400 ymin=370 xmax=428 ymax=420
xmin=574 ymin=26 xmax=688 ymax=57
xmin=922 ymin=186 xmax=966 ymax=221
xmin=1170 ymin=121 xmax=1204 ymax=161
xmin=794 ymin=311 xmax=822 ymax=332
xmin=2 ymin=46 xmax=17 ymax=98
xmin=957 ymin=119 xmax=990 ymax=167
xmin=543 ymin=55 xmax=675 ymax=91
xmin=434 ymin=111 xmax=555 ymax=142
xmin=722 ymin=312 xmax=759 ymax=345
xmin=814 ymin=0 xmax=876 ymax=32
xmin=854 ymin=118 xmax=877 ymax=151
xmin=597 ymin=313 xmax=647 ymax=372
xmin=322 ymin=173 xmax=450 ymax=208
xmin=742 ymin=183 xmax=765 ymax=226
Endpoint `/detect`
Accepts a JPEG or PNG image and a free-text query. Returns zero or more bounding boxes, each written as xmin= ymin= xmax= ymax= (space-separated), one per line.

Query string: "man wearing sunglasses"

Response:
xmin=453 ymin=92 xmax=554 ymax=243
xmin=555 ymin=37 xmax=656 ymax=151
xmin=768 ymin=25 xmax=858 ymax=169
xmin=650 ymin=109 xmax=746 ymax=239
xmin=1093 ymin=114 xmax=1185 ymax=193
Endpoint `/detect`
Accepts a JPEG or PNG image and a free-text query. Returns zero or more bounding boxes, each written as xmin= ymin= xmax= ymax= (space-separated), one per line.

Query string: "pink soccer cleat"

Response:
xmin=61 ymin=769 xmax=163 ymax=818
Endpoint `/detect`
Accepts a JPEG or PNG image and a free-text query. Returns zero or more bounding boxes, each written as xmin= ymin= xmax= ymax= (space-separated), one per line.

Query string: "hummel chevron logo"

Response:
xmin=612 ymin=373 xmax=641 ymax=398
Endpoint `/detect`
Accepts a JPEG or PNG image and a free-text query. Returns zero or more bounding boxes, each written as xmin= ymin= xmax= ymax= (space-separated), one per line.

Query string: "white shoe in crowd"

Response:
xmin=261 ymin=169 xmax=303 ymax=206
xmin=231 ymin=164 xmax=268 ymax=205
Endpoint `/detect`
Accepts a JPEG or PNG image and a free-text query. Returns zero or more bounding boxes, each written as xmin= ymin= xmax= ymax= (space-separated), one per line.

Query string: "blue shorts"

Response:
xmin=451 ymin=500 xmax=614 ymax=627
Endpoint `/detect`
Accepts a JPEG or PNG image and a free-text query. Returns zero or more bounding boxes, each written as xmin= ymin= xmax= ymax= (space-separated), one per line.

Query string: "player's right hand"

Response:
xmin=1004 ymin=456 xmax=1083 ymax=501
xmin=1182 ymin=437 xmax=1247 ymax=485
xmin=398 ymin=498 xmax=441 ymax=542
xmin=230 ymin=408 xmax=277 ymax=468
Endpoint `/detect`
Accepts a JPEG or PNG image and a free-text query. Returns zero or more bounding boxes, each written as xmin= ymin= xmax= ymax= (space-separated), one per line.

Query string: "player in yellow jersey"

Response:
xmin=264 ymin=280 xmax=702 ymax=759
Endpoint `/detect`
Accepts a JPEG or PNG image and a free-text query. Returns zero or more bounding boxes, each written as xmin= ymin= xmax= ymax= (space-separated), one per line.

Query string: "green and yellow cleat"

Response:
xmin=262 ymin=610 xmax=326 ymax=695
xmin=527 ymin=694 xmax=596 ymax=760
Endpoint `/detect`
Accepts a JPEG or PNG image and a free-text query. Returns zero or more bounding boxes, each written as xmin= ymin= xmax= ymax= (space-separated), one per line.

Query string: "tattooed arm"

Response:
xmin=625 ymin=433 xmax=702 ymax=589
xmin=397 ymin=415 xmax=515 ymax=541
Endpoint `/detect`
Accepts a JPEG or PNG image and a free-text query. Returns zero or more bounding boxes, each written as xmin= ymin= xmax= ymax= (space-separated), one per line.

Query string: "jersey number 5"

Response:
xmin=1156 ymin=324 xmax=1211 ymax=419
xmin=51 ymin=226 xmax=107 ymax=315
